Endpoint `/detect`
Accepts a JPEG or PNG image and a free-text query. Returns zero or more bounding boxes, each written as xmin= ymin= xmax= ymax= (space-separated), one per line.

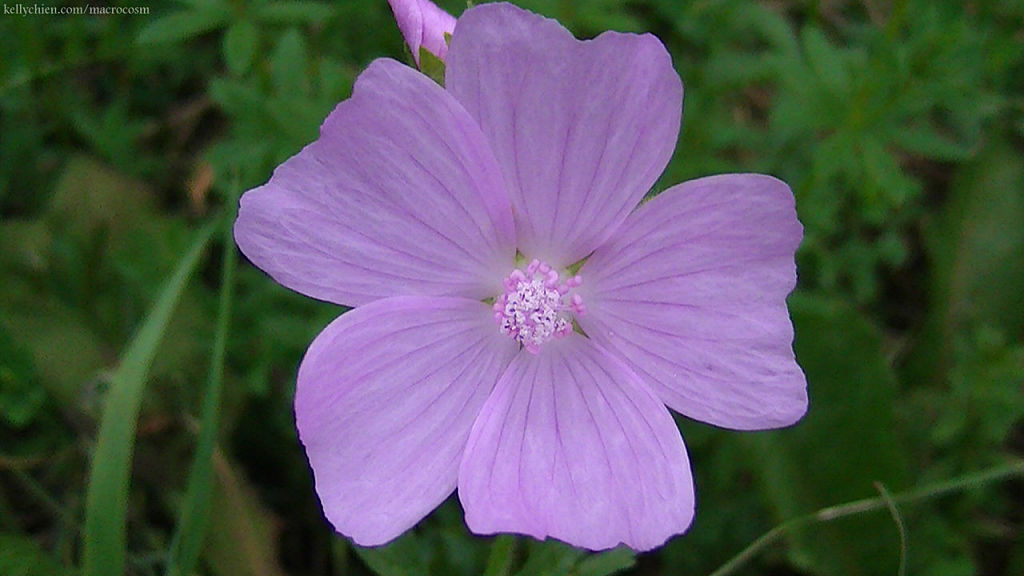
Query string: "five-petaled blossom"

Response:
xmin=234 ymin=2 xmax=807 ymax=551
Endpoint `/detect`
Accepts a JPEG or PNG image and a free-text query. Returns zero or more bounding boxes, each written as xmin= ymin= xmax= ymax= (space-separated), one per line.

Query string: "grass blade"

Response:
xmin=166 ymin=182 xmax=240 ymax=576
xmin=82 ymin=221 xmax=217 ymax=576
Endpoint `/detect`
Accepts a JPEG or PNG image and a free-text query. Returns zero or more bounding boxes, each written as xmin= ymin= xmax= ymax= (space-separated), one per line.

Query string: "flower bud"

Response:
xmin=387 ymin=0 xmax=456 ymax=66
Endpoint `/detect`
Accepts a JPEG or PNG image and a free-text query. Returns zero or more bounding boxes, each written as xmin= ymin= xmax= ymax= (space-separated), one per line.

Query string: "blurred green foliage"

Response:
xmin=1 ymin=0 xmax=1022 ymax=575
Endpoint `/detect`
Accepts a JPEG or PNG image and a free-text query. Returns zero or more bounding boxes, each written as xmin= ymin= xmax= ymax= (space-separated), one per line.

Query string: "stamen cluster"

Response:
xmin=493 ymin=259 xmax=586 ymax=353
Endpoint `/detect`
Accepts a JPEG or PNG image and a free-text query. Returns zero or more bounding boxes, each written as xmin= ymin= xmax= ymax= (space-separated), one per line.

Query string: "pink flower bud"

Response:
xmin=387 ymin=0 xmax=456 ymax=66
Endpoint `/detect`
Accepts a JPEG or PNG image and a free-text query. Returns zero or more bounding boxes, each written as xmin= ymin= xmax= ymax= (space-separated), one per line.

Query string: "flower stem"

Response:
xmin=708 ymin=459 xmax=1024 ymax=576
xmin=165 ymin=174 xmax=241 ymax=576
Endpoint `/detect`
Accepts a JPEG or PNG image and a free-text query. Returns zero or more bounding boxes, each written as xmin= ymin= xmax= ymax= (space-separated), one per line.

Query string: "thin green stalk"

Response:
xmin=873 ymin=482 xmax=907 ymax=576
xmin=166 ymin=179 xmax=241 ymax=576
xmin=709 ymin=459 xmax=1024 ymax=576
xmin=82 ymin=221 xmax=217 ymax=576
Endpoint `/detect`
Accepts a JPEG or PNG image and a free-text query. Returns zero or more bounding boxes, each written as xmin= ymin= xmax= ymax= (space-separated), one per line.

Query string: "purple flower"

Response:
xmin=387 ymin=0 xmax=456 ymax=65
xmin=234 ymin=3 xmax=806 ymax=551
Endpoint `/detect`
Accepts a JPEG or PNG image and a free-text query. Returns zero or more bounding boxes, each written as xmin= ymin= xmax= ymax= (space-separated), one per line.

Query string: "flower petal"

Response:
xmin=458 ymin=335 xmax=694 ymax=551
xmin=578 ymin=174 xmax=807 ymax=430
xmin=296 ymin=296 xmax=518 ymax=546
xmin=235 ymin=58 xmax=515 ymax=307
xmin=445 ymin=3 xmax=683 ymax=267
xmin=387 ymin=0 xmax=456 ymax=64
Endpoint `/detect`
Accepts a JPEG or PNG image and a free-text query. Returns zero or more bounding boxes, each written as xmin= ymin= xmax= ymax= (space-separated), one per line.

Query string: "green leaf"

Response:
xmin=136 ymin=8 xmax=231 ymax=45
xmin=858 ymin=134 xmax=917 ymax=223
xmin=750 ymin=294 xmax=909 ymax=576
xmin=209 ymin=77 xmax=267 ymax=124
xmin=68 ymin=103 xmax=147 ymax=172
xmin=936 ymin=141 xmax=1024 ymax=332
xmin=904 ymin=138 xmax=1024 ymax=386
xmin=892 ymin=122 xmax=975 ymax=162
xmin=265 ymin=95 xmax=324 ymax=147
xmin=81 ymin=221 xmax=217 ymax=576
xmin=801 ymin=25 xmax=849 ymax=96
xmin=223 ymin=20 xmax=260 ymax=76
xmin=740 ymin=2 xmax=798 ymax=54
xmin=271 ymin=28 xmax=309 ymax=96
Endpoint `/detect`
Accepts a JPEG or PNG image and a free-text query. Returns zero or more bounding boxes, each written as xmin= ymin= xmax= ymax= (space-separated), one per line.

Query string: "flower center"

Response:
xmin=492 ymin=259 xmax=586 ymax=353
